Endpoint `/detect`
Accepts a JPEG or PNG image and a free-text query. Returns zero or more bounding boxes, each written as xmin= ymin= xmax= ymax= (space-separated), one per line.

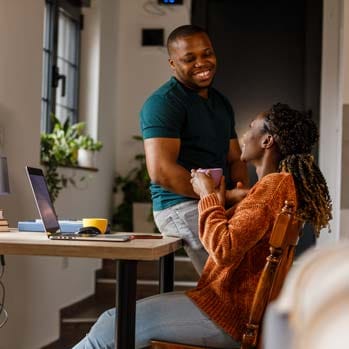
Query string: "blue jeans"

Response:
xmin=153 ymin=200 xmax=208 ymax=275
xmin=72 ymin=291 xmax=239 ymax=349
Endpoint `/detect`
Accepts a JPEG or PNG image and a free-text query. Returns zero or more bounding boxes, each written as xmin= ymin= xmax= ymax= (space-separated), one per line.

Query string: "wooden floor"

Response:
xmin=42 ymin=253 xmax=199 ymax=348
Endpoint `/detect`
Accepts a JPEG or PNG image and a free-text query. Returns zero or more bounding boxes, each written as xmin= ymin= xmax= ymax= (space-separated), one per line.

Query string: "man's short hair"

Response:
xmin=167 ymin=24 xmax=208 ymax=54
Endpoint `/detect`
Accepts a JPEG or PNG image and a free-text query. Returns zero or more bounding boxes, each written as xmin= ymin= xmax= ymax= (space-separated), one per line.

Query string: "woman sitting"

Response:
xmin=73 ymin=103 xmax=332 ymax=349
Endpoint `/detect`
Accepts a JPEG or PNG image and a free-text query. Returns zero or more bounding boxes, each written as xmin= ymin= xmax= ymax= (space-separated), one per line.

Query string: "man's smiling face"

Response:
xmin=168 ymin=32 xmax=217 ymax=97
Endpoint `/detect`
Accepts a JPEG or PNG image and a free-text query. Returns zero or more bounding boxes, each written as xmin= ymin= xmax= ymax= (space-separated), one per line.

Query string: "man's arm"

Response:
xmin=227 ymin=138 xmax=249 ymax=187
xmin=144 ymin=137 xmax=198 ymax=199
xmin=225 ymin=139 xmax=249 ymax=206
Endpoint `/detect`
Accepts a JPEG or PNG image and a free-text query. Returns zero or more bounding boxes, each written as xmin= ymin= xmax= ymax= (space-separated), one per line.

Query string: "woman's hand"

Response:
xmin=190 ymin=169 xmax=226 ymax=206
xmin=190 ymin=169 xmax=215 ymax=198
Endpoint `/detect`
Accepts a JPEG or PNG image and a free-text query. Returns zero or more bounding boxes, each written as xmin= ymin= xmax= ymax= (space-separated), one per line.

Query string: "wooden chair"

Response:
xmin=150 ymin=201 xmax=304 ymax=349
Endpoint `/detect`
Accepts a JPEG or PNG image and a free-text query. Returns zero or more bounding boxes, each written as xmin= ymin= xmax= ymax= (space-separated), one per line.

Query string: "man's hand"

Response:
xmin=225 ymin=181 xmax=249 ymax=206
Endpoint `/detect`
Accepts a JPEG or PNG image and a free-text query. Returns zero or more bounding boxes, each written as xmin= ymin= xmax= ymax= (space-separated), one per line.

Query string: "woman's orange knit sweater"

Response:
xmin=186 ymin=172 xmax=297 ymax=341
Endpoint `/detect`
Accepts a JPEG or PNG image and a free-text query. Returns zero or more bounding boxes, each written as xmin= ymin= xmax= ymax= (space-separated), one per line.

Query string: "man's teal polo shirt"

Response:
xmin=140 ymin=77 xmax=237 ymax=211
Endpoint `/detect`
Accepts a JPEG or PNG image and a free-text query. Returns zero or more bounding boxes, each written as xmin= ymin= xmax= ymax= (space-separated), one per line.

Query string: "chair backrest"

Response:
xmin=241 ymin=201 xmax=304 ymax=349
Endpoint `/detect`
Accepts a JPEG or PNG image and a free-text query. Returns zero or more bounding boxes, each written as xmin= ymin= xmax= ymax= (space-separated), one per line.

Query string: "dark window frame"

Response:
xmin=41 ymin=0 xmax=83 ymax=132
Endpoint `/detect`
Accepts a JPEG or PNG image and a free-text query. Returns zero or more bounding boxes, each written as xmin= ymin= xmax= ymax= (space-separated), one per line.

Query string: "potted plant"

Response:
xmin=76 ymin=134 xmax=103 ymax=168
xmin=40 ymin=114 xmax=102 ymax=202
xmin=112 ymin=136 xmax=155 ymax=232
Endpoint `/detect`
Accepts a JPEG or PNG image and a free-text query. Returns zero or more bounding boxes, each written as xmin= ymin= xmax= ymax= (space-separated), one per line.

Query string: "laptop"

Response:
xmin=25 ymin=166 xmax=135 ymax=242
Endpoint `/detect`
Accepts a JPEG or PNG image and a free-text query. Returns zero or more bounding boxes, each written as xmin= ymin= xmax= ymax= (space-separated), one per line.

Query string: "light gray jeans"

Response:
xmin=153 ymin=200 xmax=208 ymax=275
xmin=72 ymin=291 xmax=239 ymax=349
xmin=263 ymin=301 xmax=293 ymax=349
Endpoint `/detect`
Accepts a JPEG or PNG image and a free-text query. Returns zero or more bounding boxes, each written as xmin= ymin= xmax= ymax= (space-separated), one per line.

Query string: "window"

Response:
xmin=41 ymin=0 xmax=83 ymax=132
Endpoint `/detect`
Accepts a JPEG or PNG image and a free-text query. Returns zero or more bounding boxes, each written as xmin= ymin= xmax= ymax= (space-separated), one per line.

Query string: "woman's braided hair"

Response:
xmin=263 ymin=103 xmax=332 ymax=236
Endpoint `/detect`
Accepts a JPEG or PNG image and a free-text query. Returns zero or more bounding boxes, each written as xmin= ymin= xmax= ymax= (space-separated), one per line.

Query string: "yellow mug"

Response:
xmin=82 ymin=218 xmax=108 ymax=234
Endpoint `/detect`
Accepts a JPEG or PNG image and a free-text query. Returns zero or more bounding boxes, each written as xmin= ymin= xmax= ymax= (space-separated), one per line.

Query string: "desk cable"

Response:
xmin=0 ymin=255 xmax=8 ymax=328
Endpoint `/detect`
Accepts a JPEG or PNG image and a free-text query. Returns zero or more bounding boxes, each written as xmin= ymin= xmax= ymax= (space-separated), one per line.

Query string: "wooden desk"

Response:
xmin=0 ymin=231 xmax=182 ymax=349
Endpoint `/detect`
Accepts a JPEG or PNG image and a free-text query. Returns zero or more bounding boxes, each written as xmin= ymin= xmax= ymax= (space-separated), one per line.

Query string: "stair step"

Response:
xmin=95 ymin=279 xmax=195 ymax=302
xmin=96 ymin=278 xmax=197 ymax=288
xmin=99 ymin=257 xmax=199 ymax=282
xmin=62 ymin=318 xmax=97 ymax=323
xmin=61 ymin=296 xmax=109 ymax=321
xmin=42 ymin=322 xmax=94 ymax=349
xmin=42 ymin=252 xmax=198 ymax=349
xmin=42 ymin=296 xmax=112 ymax=349
xmin=61 ymin=287 xmax=197 ymax=326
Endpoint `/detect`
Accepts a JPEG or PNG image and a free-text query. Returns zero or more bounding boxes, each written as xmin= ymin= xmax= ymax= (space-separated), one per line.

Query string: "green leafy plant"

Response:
xmin=112 ymin=135 xmax=153 ymax=231
xmin=76 ymin=134 xmax=103 ymax=151
xmin=40 ymin=114 xmax=102 ymax=202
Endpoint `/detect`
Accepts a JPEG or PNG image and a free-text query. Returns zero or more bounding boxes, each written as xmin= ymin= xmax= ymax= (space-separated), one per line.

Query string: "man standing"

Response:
xmin=140 ymin=25 xmax=248 ymax=274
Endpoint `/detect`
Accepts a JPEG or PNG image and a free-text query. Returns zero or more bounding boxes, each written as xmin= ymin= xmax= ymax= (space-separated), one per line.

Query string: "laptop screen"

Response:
xmin=25 ymin=166 xmax=60 ymax=234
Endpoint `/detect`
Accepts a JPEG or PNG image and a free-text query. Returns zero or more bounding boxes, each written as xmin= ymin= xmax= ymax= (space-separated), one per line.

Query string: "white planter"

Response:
xmin=132 ymin=202 xmax=154 ymax=233
xmin=77 ymin=149 xmax=96 ymax=168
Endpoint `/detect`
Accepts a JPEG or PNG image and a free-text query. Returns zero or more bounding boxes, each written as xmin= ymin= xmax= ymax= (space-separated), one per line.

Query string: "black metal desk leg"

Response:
xmin=159 ymin=252 xmax=175 ymax=293
xmin=116 ymin=260 xmax=138 ymax=349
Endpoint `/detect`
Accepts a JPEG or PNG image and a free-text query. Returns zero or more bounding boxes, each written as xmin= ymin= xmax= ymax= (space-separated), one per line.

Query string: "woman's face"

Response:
xmin=240 ymin=113 xmax=268 ymax=163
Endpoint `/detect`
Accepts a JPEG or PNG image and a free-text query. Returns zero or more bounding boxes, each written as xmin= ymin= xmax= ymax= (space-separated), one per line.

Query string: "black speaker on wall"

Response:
xmin=142 ymin=29 xmax=164 ymax=46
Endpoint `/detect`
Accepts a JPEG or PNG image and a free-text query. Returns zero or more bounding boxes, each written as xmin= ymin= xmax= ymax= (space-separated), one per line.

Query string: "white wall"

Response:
xmin=318 ymin=0 xmax=349 ymax=245
xmin=318 ymin=0 xmax=343 ymax=245
xmin=0 ymin=0 xmax=116 ymax=347
xmin=340 ymin=0 xmax=349 ymax=240
xmin=114 ymin=0 xmax=191 ymax=175
xmin=80 ymin=0 xmax=101 ymax=138
xmin=342 ymin=1 xmax=349 ymax=103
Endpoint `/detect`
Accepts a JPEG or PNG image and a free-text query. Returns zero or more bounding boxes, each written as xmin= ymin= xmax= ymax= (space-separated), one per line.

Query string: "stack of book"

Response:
xmin=0 ymin=208 xmax=9 ymax=232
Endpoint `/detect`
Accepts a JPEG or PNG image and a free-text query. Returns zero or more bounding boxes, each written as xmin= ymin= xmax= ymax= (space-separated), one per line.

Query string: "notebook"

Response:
xmin=25 ymin=166 xmax=135 ymax=242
